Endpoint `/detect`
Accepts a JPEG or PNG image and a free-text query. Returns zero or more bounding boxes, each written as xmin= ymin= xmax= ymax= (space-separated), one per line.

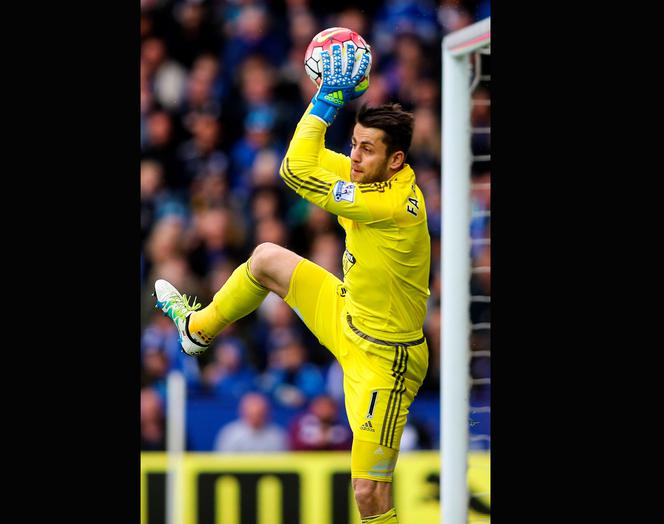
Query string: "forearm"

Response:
xmin=279 ymin=112 xmax=334 ymax=201
xmin=288 ymin=111 xmax=327 ymax=168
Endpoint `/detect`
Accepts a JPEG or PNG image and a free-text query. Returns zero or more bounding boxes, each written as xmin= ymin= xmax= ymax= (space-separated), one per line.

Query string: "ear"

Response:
xmin=389 ymin=151 xmax=405 ymax=171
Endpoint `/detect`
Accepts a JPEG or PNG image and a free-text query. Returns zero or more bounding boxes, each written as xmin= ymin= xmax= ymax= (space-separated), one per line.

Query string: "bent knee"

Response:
xmin=249 ymin=242 xmax=302 ymax=296
xmin=251 ymin=243 xmax=284 ymax=276
xmin=252 ymin=242 xmax=282 ymax=263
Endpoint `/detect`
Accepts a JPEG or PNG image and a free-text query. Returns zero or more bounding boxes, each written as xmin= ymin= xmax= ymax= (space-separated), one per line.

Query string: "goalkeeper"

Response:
xmin=155 ymin=43 xmax=430 ymax=524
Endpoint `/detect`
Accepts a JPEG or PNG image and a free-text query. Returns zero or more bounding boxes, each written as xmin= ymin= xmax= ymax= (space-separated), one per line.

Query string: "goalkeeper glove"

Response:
xmin=309 ymin=42 xmax=371 ymax=126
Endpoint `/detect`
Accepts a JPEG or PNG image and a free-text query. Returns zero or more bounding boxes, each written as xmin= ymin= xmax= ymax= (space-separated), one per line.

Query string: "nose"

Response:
xmin=350 ymin=147 xmax=361 ymax=163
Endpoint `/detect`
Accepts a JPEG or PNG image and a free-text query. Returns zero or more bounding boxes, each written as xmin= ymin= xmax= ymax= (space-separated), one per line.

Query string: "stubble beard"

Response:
xmin=353 ymin=158 xmax=390 ymax=184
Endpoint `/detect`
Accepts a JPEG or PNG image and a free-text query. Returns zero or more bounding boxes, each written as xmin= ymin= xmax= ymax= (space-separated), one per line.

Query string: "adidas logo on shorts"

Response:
xmin=360 ymin=420 xmax=375 ymax=432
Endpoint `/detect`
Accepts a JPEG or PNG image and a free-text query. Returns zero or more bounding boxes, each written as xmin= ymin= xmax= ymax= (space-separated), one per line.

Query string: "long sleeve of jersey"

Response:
xmin=280 ymin=112 xmax=395 ymax=224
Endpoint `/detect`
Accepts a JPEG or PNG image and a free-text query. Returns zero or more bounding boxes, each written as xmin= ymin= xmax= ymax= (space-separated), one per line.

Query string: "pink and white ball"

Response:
xmin=304 ymin=27 xmax=372 ymax=86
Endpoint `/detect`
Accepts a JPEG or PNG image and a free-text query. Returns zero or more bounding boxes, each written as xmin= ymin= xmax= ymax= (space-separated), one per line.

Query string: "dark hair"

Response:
xmin=356 ymin=103 xmax=415 ymax=158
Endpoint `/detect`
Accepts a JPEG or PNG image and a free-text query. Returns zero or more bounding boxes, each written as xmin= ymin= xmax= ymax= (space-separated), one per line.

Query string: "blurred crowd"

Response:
xmin=140 ymin=0 xmax=491 ymax=452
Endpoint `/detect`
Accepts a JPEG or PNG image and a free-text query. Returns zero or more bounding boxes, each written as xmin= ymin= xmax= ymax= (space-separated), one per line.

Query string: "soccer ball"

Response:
xmin=304 ymin=27 xmax=372 ymax=87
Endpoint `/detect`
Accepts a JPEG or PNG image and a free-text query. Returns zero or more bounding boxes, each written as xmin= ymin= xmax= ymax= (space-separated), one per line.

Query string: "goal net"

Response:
xmin=440 ymin=17 xmax=491 ymax=524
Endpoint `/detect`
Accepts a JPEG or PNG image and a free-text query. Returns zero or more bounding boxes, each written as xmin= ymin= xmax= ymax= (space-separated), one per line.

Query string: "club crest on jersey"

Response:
xmin=333 ymin=180 xmax=356 ymax=203
xmin=343 ymin=250 xmax=356 ymax=276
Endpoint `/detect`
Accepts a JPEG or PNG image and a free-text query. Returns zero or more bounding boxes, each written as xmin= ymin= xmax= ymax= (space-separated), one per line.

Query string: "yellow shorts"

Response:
xmin=284 ymin=259 xmax=429 ymax=482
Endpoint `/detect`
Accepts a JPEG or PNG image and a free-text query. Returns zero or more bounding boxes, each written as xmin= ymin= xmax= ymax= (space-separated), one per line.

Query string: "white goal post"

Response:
xmin=440 ymin=17 xmax=491 ymax=524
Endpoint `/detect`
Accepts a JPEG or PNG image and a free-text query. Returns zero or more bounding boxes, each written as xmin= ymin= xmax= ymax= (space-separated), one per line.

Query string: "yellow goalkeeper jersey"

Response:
xmin=280 ymin=113 xmax=431 ymax=341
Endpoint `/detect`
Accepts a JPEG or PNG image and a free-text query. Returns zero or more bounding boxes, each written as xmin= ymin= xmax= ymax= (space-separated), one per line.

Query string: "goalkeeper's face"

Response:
xmin=350 ymin=124 xmax=396 ymax=184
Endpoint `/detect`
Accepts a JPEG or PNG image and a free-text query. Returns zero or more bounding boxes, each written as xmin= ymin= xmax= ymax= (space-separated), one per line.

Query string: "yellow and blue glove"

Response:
xmin=309 ymin=42 xmax=371 ymax=126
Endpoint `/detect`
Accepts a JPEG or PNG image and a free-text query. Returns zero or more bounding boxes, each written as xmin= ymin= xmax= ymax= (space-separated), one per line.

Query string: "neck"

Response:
xmin=383 ymin=164 xmax=403 ymax=180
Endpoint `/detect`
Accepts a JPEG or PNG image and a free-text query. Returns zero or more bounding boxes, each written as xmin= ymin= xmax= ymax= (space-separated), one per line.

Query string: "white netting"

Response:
xmin=468 ymin=48 xmax=491 ymax=523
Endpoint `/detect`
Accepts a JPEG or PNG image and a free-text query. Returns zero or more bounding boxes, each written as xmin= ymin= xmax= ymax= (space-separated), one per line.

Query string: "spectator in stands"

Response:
xmin=177 ymin=111 xmax=229 ymax=189
xmin=221 ymin=5 xmax=287 ymax=86
xmin=166 ymin=0 xmax=220 ymax=69
xmin=189 ymin=170 xmax=230 ymax=215
xmin=398 ymin=419 xmax=434 ymax=451
xmin=325 ymin=360 xmax=345 ymax=404
xmin=229 ymin=105 xmax=285 ymax=200
xmin=140 ymin=36 xmax=188 ymax=111
xmin=202 ymin=336 xmax=258 ymax=401
xmin=362 ymin=72 xmax=390 ymax=107
xmin=141 ymin=310 xmax=203 ymax=394
xmin=288 ymin=394 xmax=352 ymax=451
xmin=250 ymin=186 xmax=284 ymax=225
xmin=141 ymin=159 xmax=165 ymax=243
xmin=251 ymin=294 xmax=306 ymax=369
xmin=409 ymin=106 xmax=441 ymax=167
xmin=380 ymin=33 xmax=431 ymax=110
xmin=141 ymin=386 xmax=166 ymax=451
xmin=470 ymin=170 xmax=491 ymax=260
xmin=471 ymin=86 xmax=491 ymax=158
xmin=259 ymin=334 xmax=326 ymax=409
xmin=373 ymin=0 xmax=440 ymax=54
xmin=334 ymin=7 xmax=369 ymax=37
xmin=281 ymin=10 xmax=319 ymax=86
xmin=287 ymin=202 xmax=340 ymax=256
xmin=144 ymin=214 xmax=187 ymax=268
xmin=254 ymin=216 xmax=288 ymax=247
xmin=309 ymin=231 xmax=343 ymax=279
xmin=142 ymin=109 xmax=186 ymax=192
xmin=179 ymin=56 xmax=222 ymax=132
xmin=282 ymin=7 xmax=318 ymax=78
xmin=249 ymin=149 xmax=282 ymax=190
xmin=213 ymin=392 xmax=287 ymax=452
xmin=438 ymin=0 xmax=475 ymax=37
xmin=422 ymin=302 xmax=441 ymax=393
xmin=203 ymin=257 xmax=237 ymax=305
xmin=185 ymin=206 xmax=246 ymax=276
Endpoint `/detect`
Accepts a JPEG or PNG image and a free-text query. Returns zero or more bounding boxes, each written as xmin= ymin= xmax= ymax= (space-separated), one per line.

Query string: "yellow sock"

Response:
xmin=361 ymin=508 xmax=398 ymax=523
xmin=189 ymin=259 xmax=268 ymax=342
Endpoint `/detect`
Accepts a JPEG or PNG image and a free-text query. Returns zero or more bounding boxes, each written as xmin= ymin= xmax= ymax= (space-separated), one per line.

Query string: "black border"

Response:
xmin=11 ymin=1 xmax=139 ymax=520
xmin=8 ymin=1 xmax=625 ymax=521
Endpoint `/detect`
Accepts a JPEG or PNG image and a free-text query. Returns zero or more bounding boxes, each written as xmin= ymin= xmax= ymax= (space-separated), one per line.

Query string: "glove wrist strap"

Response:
xmin=309 ymin=98 xmax=340 ymax=126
